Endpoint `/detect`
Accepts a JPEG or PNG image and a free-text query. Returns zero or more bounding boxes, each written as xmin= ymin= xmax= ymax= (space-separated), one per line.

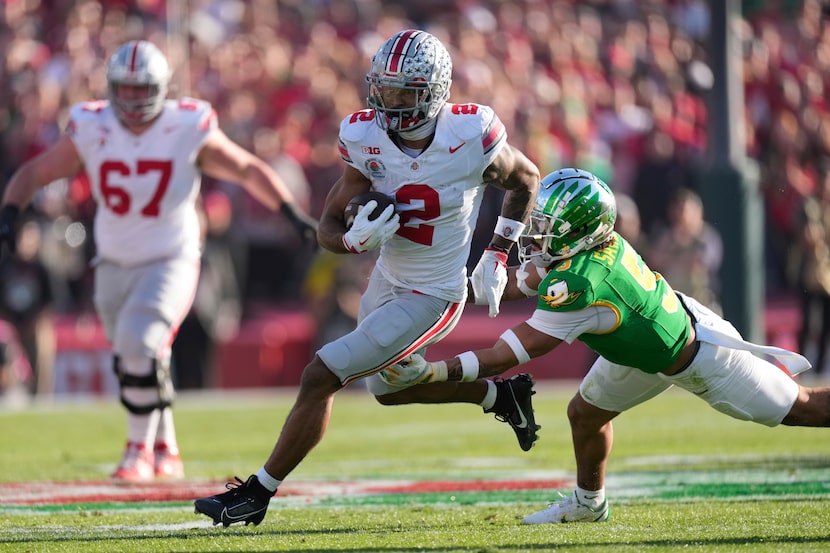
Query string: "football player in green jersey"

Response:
xmin=381 ymin=167 xmax=829 ymax=524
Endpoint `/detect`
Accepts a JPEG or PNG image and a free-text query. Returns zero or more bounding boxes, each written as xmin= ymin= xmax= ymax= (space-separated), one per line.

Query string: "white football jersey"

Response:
xmin=338 ymin=103 xmax=507 ymax=302
xmin=67 ymin=98 xmax=216 ymax=266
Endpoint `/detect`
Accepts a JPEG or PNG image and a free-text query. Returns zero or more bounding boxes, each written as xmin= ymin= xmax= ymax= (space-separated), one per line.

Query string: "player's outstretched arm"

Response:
xmin=380 ymin=322 xmax=562 ymax=386
xmin=0 ymin=135 xmax=84 ymax=257
xmin=198 ymin=128 xmax=318 ymax=240
xmin=3 ymin=134 xmax=84 ymax=209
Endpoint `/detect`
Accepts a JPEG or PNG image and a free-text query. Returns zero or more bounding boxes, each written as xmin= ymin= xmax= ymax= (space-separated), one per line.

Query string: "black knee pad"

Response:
xmin=113 ymin=355 xmax=175 ymax=414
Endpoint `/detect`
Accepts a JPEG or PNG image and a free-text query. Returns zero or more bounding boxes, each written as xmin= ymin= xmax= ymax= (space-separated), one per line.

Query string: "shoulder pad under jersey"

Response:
xmin=441 ymin=103 xmax=497 ymax=137
xmin=442 ymin=103 xmax=506 ymax=156
xmin=339 ymin=109 xmax=376 ymax=144
xmin=166 ymin=97 xmax=217 ymax=132
xmin=67 ymin=100 xmax=111 ymax=126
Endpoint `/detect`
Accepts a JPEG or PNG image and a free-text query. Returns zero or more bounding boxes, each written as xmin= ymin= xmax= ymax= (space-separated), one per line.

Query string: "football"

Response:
xmin=344 ymin=191 xmax=396 ymax=230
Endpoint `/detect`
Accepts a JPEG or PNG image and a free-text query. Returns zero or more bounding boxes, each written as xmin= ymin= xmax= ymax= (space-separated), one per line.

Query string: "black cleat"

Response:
xmin=194 ymin=475 xmax=273 ymax=527
xmin=487 ymin=373 xmax=541 ymax=452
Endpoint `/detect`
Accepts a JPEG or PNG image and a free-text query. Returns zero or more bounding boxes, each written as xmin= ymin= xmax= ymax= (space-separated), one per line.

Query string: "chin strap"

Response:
xmin=397 ymin=116 xmax=437 ymax=140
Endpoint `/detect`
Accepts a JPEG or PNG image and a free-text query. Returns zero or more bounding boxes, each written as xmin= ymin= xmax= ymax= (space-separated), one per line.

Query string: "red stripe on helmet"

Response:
xmin=386 ymin=30 xmax=419 ymax=74
xmin=129 ymin=41 xmax=140 ymax=72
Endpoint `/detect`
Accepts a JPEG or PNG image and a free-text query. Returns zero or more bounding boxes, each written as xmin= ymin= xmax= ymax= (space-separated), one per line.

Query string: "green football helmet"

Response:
xmin=519 ymin=168 xmax=617 ymax=267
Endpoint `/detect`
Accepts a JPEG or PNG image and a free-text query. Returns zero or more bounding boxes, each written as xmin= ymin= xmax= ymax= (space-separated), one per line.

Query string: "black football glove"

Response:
xmin=280 ymin=202 xmax=319 ymax=245
xmin=0 ymin=205 xmax=20 ymax=260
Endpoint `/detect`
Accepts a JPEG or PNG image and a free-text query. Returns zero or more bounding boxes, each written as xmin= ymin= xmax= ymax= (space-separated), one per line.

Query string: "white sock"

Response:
xmin=126 ymin=409 xmax=160 ymax=447
xmin=479 ymin=380 xmax=497 ymax=410
xmin=576 ymin=486 xmax=605 ymax=508
xmin=155 ymin=407 xmax=178 ymax=450
xmin=255 ymin=467 xmax=282 ymax=493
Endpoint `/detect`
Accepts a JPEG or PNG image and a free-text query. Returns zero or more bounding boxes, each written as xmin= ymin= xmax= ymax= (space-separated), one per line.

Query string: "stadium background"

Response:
xmin=0 ymin=0 xmax=824 ymax=396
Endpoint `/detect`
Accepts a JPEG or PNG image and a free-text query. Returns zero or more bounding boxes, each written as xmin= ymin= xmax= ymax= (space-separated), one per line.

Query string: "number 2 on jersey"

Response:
xmin=99 ymin=160 xmax=172 ymax=217
xmin=394 ymin=183 xmax=440 ymax=246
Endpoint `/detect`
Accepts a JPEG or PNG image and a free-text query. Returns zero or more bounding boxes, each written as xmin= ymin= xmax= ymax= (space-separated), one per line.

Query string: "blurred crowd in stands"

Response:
xmin=2 ymin=0 xmax=830 ymax=393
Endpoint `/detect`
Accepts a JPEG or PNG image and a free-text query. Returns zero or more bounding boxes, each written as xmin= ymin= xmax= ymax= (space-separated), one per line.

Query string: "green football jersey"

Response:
xmin=536 ymin=232 xmax=690 ymax=373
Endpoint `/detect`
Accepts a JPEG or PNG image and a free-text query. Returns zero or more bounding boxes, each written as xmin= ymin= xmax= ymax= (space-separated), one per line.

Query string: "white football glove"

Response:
xmin=470 ymin=248 xmax=509 ymax=318
xmin=379 ymin=354 xmax=448 ymax=388
xmin=342 ymin=201 xmax=400 ymax=254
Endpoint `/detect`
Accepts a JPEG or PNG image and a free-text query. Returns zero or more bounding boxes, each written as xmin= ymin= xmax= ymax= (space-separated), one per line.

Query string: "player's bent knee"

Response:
xmin=113 ymin=355 xmax=174 ymax=414
xmin=568 ymin=393 xmax=615 ymax=431
xmin=567 ymin=393 xmax=589 ymax=422
xmin=298 ymin=356 xmax=344 ymax=395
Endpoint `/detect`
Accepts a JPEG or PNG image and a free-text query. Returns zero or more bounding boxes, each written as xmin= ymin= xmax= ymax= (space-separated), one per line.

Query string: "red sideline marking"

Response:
xmin=0 ymin=478 xmax=572 ymax=506
xmin=0 ymin=481 xmax=223 ymax=505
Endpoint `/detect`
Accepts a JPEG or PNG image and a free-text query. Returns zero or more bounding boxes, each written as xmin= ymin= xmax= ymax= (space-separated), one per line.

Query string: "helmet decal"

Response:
xmin=385 ymin=30 xmax=419 ymax=74
xmin=519 ymin=168 xmax=617 ymax=267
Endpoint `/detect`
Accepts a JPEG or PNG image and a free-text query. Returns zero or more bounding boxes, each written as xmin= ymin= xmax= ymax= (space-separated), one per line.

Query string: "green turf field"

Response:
xmin=1 ymin=382 xmax=829 ymax=552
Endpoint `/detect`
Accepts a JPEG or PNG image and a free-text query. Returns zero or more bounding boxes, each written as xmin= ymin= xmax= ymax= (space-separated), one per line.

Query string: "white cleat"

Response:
xmin=522 ymin=491 xmax=610 ymax=524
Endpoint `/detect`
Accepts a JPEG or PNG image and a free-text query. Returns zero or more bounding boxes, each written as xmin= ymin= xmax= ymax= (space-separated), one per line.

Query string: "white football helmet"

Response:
xmin=107 ymin=40 xmax=170 ymax=125
xmin=366 ymin=29 xmax=452 ymax=134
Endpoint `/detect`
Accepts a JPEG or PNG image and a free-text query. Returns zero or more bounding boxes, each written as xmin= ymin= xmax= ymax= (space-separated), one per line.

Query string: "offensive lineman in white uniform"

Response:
xmin=195 ymin=29 xmax=541 ymax=527
xmin=0 ymin=40 xmax=318 ymax=482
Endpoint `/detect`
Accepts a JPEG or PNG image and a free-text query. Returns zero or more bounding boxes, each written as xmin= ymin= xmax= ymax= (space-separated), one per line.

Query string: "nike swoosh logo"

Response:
xmin=510 ymin=390 xmax=528 ymax=428
xmin=449 ymin=142 xmax=465 ymax=153
xmin=222 ymin=505 xmax=267 ymax=521
xmin=359 ymin=238 xmax=369 ymax=245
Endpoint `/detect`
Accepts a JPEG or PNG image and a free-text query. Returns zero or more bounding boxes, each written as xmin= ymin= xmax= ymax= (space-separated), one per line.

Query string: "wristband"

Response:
xmin=457 ymin=351 xmax=480 ymax=382
xmin=494 ymin=216 xmax=526 ymax=242
xmin=487 ymin=242 xmax=510 ymax=254
xmin=430 ymin=361 xmax=448 ymax=382
xmin=499 ymin=329 xmax=531 ymax=364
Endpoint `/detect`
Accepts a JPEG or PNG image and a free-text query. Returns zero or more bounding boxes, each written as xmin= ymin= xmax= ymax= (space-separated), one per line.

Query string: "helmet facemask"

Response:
xmin=367 ymin=82 xmax=435 ymax=134
xmin=518 ymin=168 xmax=617 ymax=268
xmin=107 ymin=40 xmax=170 ymax=125
xmin=110 ymin=83 xmax=167 ymax=124
xmin=366 ymin=29 xmax=452 ymax=136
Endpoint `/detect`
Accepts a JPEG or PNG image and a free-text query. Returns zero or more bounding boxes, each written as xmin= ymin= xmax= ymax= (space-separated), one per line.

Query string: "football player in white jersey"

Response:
xmin=195 ymin=29 xmax=541 ymax=527
xmin=0 ymin=40 xmax=318 ymax=482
